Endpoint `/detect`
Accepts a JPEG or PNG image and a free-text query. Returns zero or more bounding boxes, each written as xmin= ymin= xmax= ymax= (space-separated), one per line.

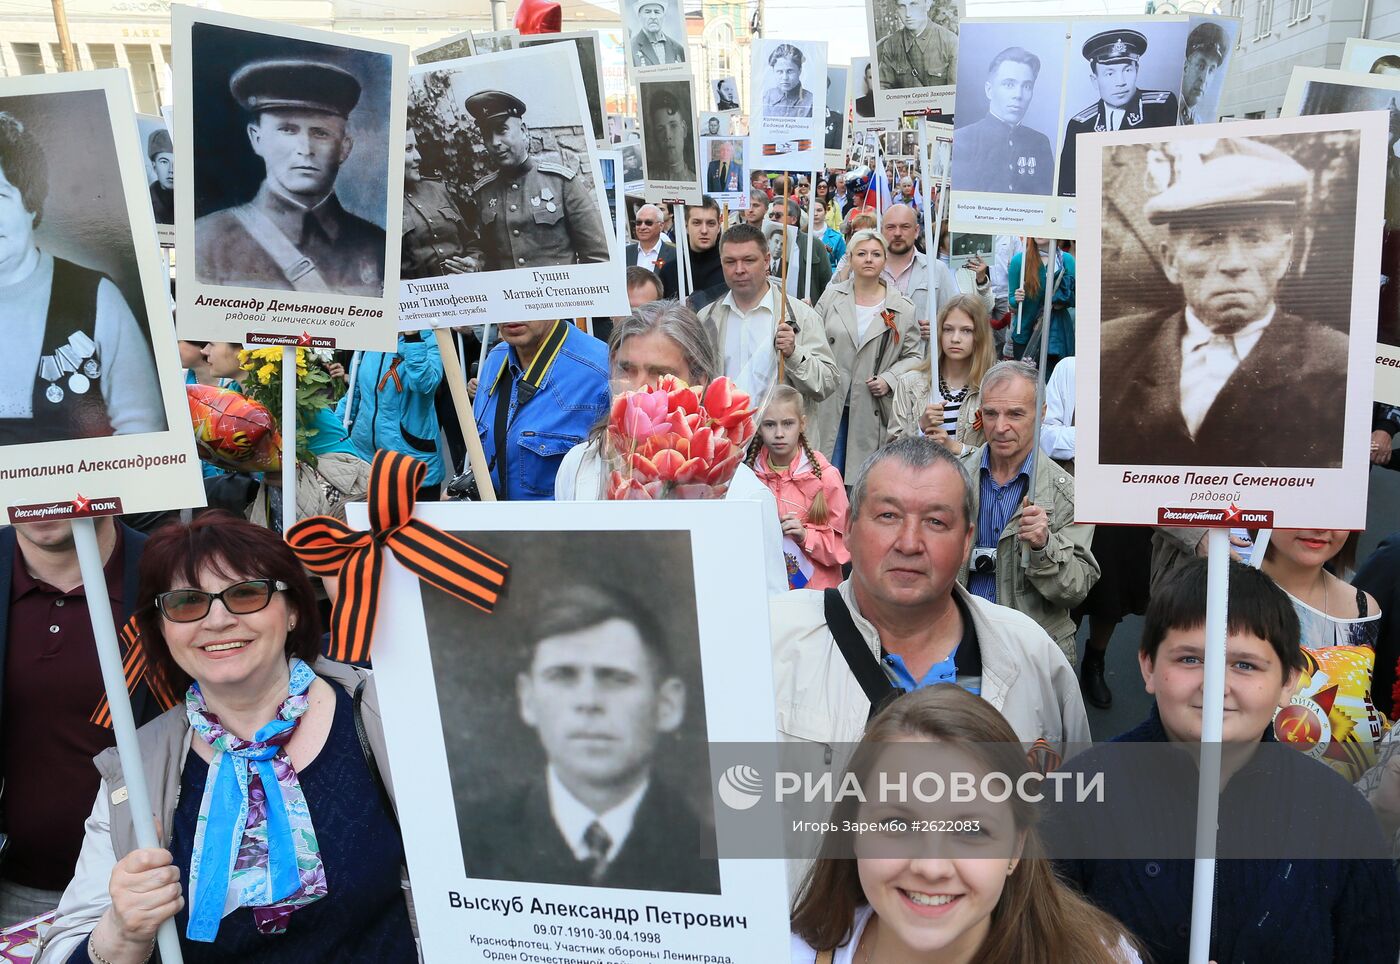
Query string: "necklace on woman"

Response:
xmin=939 ymin=376 xmax=969 ymax=405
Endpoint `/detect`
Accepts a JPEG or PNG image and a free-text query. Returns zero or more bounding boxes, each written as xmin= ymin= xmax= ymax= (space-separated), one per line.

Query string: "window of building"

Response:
xmin=125 ymin=44 xmax=160 ymax=113
xmin=161 ymin=45 xmax=171 ymax=65
xmin=1289 ymin=0 xmax=1311 ymax=21
xmin=12 ymin=43 xmax=44 ymax=75
xmin=88 ymin=43 xmax=119 ymax=70
xmin=1256 ymin=0 xmax=1274 ymax=37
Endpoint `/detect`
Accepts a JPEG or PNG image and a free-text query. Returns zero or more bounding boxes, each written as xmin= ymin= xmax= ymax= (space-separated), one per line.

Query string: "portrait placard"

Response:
xmin=136 ymin=113 xmax=174 ymax=246
xmin=1073 ymin=112 xmax=1384 ymax=530
xmin=699 ymin=112 xmax=733 ymax=137
xmin=364 ymin=500 xmax=789 ymax=962
xmin=712 ymin=76 xmax=741 ymax=112
xmin=0 ymin=70 xmax=202 ymax=520
xmin=173 ymin=6 xmax=407 ymax=351
xmin=700 ymin=136 xmax=748 ymax=209
xmin=850 ymin=57 xmax=877 ymax=124
xmin=637 ymin=77 xmax=703 ymax=205
xmin=597 ymin=149 xmax=625 ymax=243
xmin=750 ymin=39 xmax=827 ymax=173
xmin=620 ymin=140 xmax=646 ymax=195
xmin=1341 ymin=37 xmax=1400 ymax=75
xmin=415 ymin=29 xmax=474 ymax=65
xmin=401 ymin=44 xmax=627 ymax=329
xmin=950 ymin=15 xmax=1240 ymax=240
xmin=824 ymin=65 xmax=849 ymax=166
xmin=516 ymin=31 xmax=609 ymax=146
xmin=1282 ymin=67 xmax=1400 ymax=404
xmin=623 ymin=0 xmax=689 ymax=76
xmin=867 ymin=0 xmax=962 ymax=116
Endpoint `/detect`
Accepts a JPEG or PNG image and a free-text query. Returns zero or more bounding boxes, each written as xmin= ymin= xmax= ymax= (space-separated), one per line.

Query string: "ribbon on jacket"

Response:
xmin=90 ymin=615 xmax=180 ymax=728
xmin=285 ymin=450 xmax=509 ymax=663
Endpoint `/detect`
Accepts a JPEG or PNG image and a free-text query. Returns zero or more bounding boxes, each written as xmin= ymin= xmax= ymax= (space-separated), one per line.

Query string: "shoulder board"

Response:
xmin=1139 ymin=90 xmax=1172 ymax=104
xmin=469 ymin=170 xmax=499 ymax=193
xmin=537 ymin=159 xmax=577 ymax=180
xmin=1072 ymin=103 xmax=1099 ymax=123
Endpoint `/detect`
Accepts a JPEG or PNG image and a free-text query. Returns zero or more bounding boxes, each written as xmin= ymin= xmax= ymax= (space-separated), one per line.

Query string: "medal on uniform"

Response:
xmin=68 ymin=372 xmax=90 ymax=395
xmin=531 ymin=195 xmax=541 ymax=207
xmin=82 ymin=358 xmax=100 ymax=379
xmin=1017 ymin=156 xmax=1027 ymax=174
xmin=39 ymin=355 xmax=63 ymax=404
xmin=542 ymin=187 xmax=556 ymax=213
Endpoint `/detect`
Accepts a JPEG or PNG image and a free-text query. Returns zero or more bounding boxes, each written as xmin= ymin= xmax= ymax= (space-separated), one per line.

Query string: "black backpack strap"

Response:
xmin=823 ymin=588 xmax=897 ymax=719
xmin=353 ymin=677 xmax=399 ymax=828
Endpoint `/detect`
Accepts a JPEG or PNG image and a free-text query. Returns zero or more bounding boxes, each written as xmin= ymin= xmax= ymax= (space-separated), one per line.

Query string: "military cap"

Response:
xmin=230 ymin=59 xmax=362 ymax=118
xmin=1185 ymin=21 xmax=1228 ymax=64
xmin=647 ymin=88 xmax=684 ymax=116
xmin=636 ymin=0 xmax=666 ymax=11
xmin=1083 ymin=29 xmax=1148 ymax=66
xmin=1144 ymin=138 xmax=1310 ymax=224
xmin=147 ymin=127 xmax=172 ymax=160
xmin=465 ymin=90 xmax=527 ymax=128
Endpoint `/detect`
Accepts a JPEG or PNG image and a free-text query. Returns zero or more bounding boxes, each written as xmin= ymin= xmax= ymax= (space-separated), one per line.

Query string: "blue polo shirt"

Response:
xmin=880 ymin=592 xmax=982 ymax=696
xmin=969 ymin=446 xmax=1032 ymax=603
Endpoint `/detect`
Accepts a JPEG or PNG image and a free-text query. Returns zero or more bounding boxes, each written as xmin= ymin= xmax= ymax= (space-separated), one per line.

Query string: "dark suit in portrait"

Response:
xmin=626 ymin=239 xmax=678 ymax=297
xmin=459 ymin=777 xmax=721 ymax=894
xmin=706 ymin=157 xmax=745 ymax=193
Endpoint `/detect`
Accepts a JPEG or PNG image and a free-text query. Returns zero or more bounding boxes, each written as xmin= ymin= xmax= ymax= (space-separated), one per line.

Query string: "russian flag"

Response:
xmin=783 ymin=536 xmax=815 ymax=590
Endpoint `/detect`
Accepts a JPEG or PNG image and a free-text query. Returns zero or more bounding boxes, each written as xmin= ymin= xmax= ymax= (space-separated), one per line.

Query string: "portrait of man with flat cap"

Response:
xmin=1099 ymin=137 xmax=1349 ymax=469
xmin=459 ymin=89 xmax=610 ymax=271
xmin=193 ymin=57 xmax=387 ymax=296
xmin=143 ymin=123 xmax=174 ymax=226
xmin=628 ymin=0 xmax=686 ymax=69
xmin=1180 ymin=21 xmax=1228 ymax=126
xmin=641 ymin=83 xmax=697 ymax=183
xmin=1058 ymin=29 xmax=1179 ymax=197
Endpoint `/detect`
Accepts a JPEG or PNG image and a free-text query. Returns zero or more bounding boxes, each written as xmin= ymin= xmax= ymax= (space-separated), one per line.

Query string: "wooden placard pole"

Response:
xmin=778 ymin=177 xmax=792 ymax=384
xmin=804 ymin=171 xmax=817 ymax=304
xmin=280 ymin=347 xmax=296 ymax=534
xmin=433 ymin=328 xmax=497 ymax=501
xmin=1022 ymin=257 xmax=1057 ymax=568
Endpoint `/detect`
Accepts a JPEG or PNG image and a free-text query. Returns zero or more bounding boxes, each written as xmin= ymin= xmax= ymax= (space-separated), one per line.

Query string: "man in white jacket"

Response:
xmin=769 ymin=435 xmax=1090 ymax=748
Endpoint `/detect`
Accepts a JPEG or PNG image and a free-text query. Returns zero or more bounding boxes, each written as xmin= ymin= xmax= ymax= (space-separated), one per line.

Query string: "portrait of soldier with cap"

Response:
xmin=628 ymin=0 xmax=686 ymax=68
xmin=1180 ymin=21 xmax=1228 ymax=125
xmin=144 ymin=124 xmax=174 ymax=225
xmin=874 ymin=0 xmax=957 ymax=93
xmin=1058 ymin=29 xmax=1179 ymax=197
xmin=641 ymin=83 xmax=697 ymax=183
xmin=954 ymin=46 xmax=1055 ymax=195
xmin=459 ymin=89 xmax=610 ymax=271
xmin=193 ymin=57 xmax=387 ymax=296
xmin=1099 ymin=137 xmax=1350 ymax=469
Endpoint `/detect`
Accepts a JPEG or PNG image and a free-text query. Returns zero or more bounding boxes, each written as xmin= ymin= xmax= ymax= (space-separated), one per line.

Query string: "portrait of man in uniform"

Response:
xmin=1057 ymin=29 xmax=1179 ymax=198
xmin=193 ymin=58 xmax=387 ymax=296
xmin=627 ymin=0 xmax=686 ymax=69
xmin=641 ymin=84 xmax=698 ymax=183
xmin=714 ymin=77 xmax=740 ymax=112
xmin=824 ymin=71 xmax=845 ymax=151
xmin=1099 ymin=138 xmax=1349 ymax=469
xmin=762 ymin=43 xmax=815 ymax=118
xmin=144 ymin=125 xmax=174 ymax=226
xmin=874 ymin=0 xmax=957 ymax=92
xmin=705 ymin=139 xmax=744 ymax=193
xmin=855 ymin=59 xmax=876 ymax=118
xmin=1179 ymin=21 xmax=1227 ymax=125
xmin=456 ymin=581 xmax=720 ymax=894
xmin=460 ymin=90 xmax=610 ymax=271
xmin=955 ymin=46 xmax=1054 ymax=195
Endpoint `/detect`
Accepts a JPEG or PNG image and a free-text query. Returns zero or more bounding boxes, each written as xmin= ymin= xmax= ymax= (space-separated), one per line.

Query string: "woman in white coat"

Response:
xmin=810 ymin=229 xmax=922 ymax=476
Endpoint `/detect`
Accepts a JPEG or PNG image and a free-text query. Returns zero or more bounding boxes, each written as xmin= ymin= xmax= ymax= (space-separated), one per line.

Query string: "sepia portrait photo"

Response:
xmin=414 ymin=29 xmax=473 ymax=65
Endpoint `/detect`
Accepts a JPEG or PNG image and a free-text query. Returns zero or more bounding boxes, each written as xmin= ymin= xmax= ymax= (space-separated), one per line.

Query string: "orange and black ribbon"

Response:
xmin=90 ymin=615 xmax=179 ymax=729
xmin=762 ymin=140 xmax=813 ymax=156
xmin=286 ymin=450 xmax=509 ymax=664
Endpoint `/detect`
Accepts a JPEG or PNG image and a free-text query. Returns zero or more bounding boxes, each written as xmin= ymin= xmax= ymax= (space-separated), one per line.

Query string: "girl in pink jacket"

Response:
xmin=746 ymin=386 xmax=850 ymax=590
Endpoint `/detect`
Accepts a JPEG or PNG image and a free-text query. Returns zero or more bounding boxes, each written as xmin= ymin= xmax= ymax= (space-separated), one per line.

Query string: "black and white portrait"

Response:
xmin=699 ymin=112 xmax=732 ymax=137
xmin=620 ymin=141 xmax=645 ymax=191
xmin=825 ymin=65 xmax=848 ymax=155
xmin=472 ymin=29 xmax=518 ymax=56
xmin=1057 ymin=23 xmax=1184 ymax=198
xmin=952 ymin=21 xmax=1064 ymax=197
xmin=713 ymin=76 xmax=739 ymax=112
xmin=852 ymin=57 xmax=876 ymax=120
xmin=517 ymin=31 xmax=608 ymax=144
xmin=0 ymin=89 xmax=168 ymax=447
xmin=432 ymin=530 xmax=720 ymax=895
xmin=189 ymin=21 xmax=393 ymax=297
xmin=414 ymin=30 xmax=473 ymax=65
xmin=624 ymin=0 xmax=688 ymax=72
xmin=639 ymin=78 xmax=700 ymax=190
xmin=761 ymin=42 xmax=815 ymax=118
xmin=869 ymin=0 xmax=959 ymax=101
xmin=137 ymin=114 xmax=174 ymax=238
xmin=1179 ymin=18 xmax=1236 ymax=126
xmin=1097 ymin=133 xmax=1356 ymax=469
xmin=407 ymin=48 xmax=611 ymax=275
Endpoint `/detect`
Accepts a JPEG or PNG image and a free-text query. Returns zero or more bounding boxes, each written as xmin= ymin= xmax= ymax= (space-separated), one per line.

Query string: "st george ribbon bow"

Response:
xmin=286 ymin=450 xmax=509 ymax=664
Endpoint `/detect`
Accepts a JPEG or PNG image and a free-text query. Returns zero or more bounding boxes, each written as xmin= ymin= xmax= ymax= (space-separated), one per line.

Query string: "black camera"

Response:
xmin=970 ymin=546 xmax=997 ymax=574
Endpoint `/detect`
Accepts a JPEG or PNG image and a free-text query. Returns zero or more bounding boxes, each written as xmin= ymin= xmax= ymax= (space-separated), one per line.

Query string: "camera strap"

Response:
xmin=822 ymin=588 xmax=897 ymax=720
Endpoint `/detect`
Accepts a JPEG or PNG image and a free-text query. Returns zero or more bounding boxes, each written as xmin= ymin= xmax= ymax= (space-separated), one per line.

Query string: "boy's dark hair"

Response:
xmin=1141 ymin=558 xmax=1305 ymax=679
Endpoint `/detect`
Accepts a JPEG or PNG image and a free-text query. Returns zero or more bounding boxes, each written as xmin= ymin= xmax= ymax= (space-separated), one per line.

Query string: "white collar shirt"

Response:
xmin=546 ymin=765 xmax=649 ymax=863
xmin=1178 ymin=305 xmax=1275 ymax=437
xmin=721 ymin=286 xmax=780 ymax=400
xmin=634 ymin=239 xmax=663 ymax=272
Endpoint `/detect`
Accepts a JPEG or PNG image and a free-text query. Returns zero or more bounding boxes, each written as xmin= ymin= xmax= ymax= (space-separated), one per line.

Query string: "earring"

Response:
xmin=288 ymin=620 xmax=296 ymax=631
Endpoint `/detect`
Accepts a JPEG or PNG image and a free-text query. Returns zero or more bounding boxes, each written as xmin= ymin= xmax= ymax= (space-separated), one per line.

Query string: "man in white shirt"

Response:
xmin=624 ymin=203 xmax=677 ymax=297
xmin=881 ymin=204 xmax=992 ymax=343
xmin=459 ymin=583 xmax=720 ymax=893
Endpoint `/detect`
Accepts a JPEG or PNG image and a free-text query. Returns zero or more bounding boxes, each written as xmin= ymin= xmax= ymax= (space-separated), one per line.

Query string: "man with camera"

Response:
xmin=946 ymin=361 xmax=1098 ymax=665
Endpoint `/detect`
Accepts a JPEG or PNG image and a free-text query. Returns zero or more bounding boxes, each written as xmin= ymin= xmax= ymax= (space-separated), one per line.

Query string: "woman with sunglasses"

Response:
xmin=41 ymin=513 xmax=415 ymax=963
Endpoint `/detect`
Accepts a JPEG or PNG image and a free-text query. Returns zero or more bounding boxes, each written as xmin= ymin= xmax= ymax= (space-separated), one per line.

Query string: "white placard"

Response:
xmin=750 ymin=39 xmax=827 ymax=173
xmin=638 ymin=76 xmax=703 ymax=205
xmin=700 ymin=136 xmax=749 ymax=210
xmin=867 ymin=0 xmax=962 ymax=116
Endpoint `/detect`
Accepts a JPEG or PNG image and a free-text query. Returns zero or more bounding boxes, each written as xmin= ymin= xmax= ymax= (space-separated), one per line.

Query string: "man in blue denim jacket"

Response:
xmin=338 ymin=330 xmax=446 ymax=498
xmin=474 ymin=320 xmax=610 ymax=500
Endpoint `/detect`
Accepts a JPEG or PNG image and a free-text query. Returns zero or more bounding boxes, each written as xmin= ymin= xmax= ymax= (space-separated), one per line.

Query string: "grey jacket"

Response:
xmin=39 ymin=660 xmax=408 ymax=963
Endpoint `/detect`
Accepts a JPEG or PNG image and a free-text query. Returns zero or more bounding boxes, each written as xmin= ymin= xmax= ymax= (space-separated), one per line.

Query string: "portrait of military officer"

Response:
xmin=704 ymin=114 xmax=723 ymax=136
xmin=193 ymin=59 xmax=387 ymax=296
xmin=762 ymin=44 xmax=815 ymax=118
xmin=876 ymin=0 xmax=957 ymax=92
xmin=401 ymin=126 xmax=473 ymax=279
xmin=628 ymin=0 xmax=686 ymax=68
xmin=458 ymin=582 xmax=720 ymax=894
xmin=642 ymin=85 xmax=697 ymax=182
xmin=824 ymin=73 xmax=845 ymax=150
xmin=1180 ymin=22 xmax=1227 ymax=125
xmin=705 ymin=139 xmax=744 ymax=193
xmin=1099 ymin=138 xmax=1349 ymax=469
xmin=146 ymin=127 xmax=174 ymax=225
xmin=714 ymin=77 xmax=740 ymax=111
xmin=1058 ymin=30 xmax=1179 ymax=197
xmin=855 ymin=59 xmax=876 ymax=118
xmin=461 ymin=90 xmax=610 ymax=272
xmin=955 ymin=47 xmax=1055 ymax=195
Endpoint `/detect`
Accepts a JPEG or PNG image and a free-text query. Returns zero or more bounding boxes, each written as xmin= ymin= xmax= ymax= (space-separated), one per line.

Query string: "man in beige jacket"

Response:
xmin=769 ymin=435 xmax=1090 ymax=750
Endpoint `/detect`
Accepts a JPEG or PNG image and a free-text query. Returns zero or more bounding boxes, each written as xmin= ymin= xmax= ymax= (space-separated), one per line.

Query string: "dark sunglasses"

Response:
xmin=156 ymin=579 xmax=288 ymax=623
xmin=635 ymin=218 xmax=658 ymax=226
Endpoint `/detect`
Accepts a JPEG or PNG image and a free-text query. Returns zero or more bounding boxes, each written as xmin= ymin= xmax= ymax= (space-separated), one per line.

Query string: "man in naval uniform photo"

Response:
xmin=955 ymin=46 xmax=1055 ymax=195
xmin=193 ymin=58 xmax=387 ymax=296
xmin=1057 ymin=29 xmax=1179 ymax=197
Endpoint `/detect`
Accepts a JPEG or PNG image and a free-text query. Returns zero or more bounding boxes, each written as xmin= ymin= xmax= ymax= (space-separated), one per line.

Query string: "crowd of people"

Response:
xmin=8 ymin=160 xmax=1400 ymax=964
